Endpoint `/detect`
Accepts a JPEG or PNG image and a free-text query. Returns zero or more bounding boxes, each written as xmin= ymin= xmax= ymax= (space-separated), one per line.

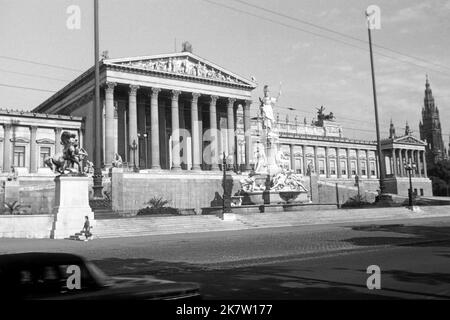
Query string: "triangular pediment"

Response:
xmin=104 ymin=52 xmax=257 ymax=88
xmin=393 ymin=135 xmax=426 ymax=145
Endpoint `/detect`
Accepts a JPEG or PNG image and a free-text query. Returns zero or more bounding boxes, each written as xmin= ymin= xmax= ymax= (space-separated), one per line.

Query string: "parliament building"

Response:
xmin=0 ymin=51 xmax=433 ymax=212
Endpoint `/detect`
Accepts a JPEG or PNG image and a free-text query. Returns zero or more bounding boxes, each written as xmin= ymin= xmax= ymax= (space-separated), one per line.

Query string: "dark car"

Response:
xmin=0 ymin=252 xmax=201 ymax=300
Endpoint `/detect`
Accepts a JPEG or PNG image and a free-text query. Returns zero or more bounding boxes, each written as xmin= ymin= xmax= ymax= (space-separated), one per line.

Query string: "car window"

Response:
xmin=7 ymin=262 xmax=100 ymax=298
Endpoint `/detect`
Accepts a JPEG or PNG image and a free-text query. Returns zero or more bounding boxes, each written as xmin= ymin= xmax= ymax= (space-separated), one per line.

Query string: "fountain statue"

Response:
xmin=238 ymin=85 xmax=309 ymax=205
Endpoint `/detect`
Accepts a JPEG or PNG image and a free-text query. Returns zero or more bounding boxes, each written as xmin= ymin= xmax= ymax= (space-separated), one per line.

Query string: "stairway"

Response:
xmin=92 ymin=206 xmax=450 ymax=239
xmin=94 ymin=215 xmax=250 ymax=239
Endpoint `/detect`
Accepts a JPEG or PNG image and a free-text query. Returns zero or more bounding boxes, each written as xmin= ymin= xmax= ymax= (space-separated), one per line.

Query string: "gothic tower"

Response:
xmin=419 ymin=76 xmax=448 ymax=165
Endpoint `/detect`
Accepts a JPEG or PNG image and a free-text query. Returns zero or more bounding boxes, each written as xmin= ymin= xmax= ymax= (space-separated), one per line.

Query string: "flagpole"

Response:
xmin=367 ymin=26 xmax=386 ymax=194
xmin=93 ymin=0 xmax=103 ymax=198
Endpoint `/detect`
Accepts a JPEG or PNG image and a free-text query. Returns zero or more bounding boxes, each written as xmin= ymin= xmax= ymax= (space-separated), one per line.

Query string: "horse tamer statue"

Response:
xmin=44 ymin=131 xmax=88 ymax=175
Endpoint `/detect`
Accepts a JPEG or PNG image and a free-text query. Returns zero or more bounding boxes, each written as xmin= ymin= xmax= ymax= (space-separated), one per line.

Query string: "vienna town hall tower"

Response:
xmin=419 ymin=76 xmax=448 ymax=165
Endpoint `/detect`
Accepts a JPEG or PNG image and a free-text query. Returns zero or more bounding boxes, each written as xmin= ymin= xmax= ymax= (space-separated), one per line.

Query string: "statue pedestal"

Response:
xmin=51 ymin=175 xmax=95 ymax=239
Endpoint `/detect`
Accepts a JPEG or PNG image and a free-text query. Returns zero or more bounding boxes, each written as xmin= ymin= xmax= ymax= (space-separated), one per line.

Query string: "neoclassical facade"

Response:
xmin=33 ymin=52 xmax=257 ymax=171
xmin=0 ymin=109 xmax=83 ymax=176
xmin=26 ymin=51 xmax=432 ymax=197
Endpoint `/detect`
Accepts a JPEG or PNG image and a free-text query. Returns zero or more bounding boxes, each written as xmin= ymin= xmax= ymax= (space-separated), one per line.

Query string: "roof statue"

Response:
xmin=316 ymin=105 xmax=335 ymax=122
xmin=182 ymin=41 xmax=193 ymax=53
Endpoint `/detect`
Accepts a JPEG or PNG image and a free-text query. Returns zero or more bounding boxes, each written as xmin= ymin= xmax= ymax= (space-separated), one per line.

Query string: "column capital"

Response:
xmin=30 ymin=125 xmax=38 ymax=132
xmin=192 ymin=92 xmax=201 ymax=101
xmin=210 ymin=95 xmax=219 ymax=104
xmin=150 ymin=87 xmax=161 ymax=96
xmin=171 ymin=90 xmax=181 ymax=100
xmin=105 ymin=82 xmax=117 ymax=92
xmin=227 ymin=97 xmax=236 ymax=105
xmin=3 ymin=123 xmax=12 ymax=130
xmin=129 ymin=84 xmax=140 ymax=96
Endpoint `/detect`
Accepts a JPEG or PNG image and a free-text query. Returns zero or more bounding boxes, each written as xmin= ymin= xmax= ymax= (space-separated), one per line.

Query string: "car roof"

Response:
xmin=0 ymin=252 xmax=85 ymax=269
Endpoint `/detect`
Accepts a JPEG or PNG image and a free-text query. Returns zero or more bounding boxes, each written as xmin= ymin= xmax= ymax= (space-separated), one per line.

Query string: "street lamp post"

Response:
xmin=137 ymin=132 xmax=148 ymax=168
xmin=92 ymin=0 xmax=103 ymax=198
xmin=130 ymin=140 xmax=138 ymax=173
xmin=355 ymin=175 xmax=361 ymax=199
xmin=404 ymin=161 xmax=417 ymax=208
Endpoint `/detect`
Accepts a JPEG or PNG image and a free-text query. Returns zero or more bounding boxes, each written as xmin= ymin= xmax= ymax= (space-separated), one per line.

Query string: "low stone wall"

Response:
xmin=317 ymin=179 xmax=379 ymax=205
xmin=112 ymin=170 xmax=240 ymax=213
xmin=0 ymin=214 xmax=54 ymax=238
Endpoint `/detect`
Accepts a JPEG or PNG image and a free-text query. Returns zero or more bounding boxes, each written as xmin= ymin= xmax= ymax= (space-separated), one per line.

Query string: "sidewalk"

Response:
xmin=93 ymin=205 xmax=450 ymax=239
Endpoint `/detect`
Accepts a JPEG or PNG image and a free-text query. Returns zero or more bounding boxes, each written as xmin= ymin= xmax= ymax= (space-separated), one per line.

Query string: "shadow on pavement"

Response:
xmin=345 ymin=224 xmax=450 ymax=248
xmin=90 ymin=257 xmax=396 ymax=299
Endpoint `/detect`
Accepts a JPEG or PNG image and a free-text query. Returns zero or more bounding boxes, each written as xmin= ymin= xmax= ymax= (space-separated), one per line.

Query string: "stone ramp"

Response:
xmin=93 ymin=205 xmax=450 ymax=239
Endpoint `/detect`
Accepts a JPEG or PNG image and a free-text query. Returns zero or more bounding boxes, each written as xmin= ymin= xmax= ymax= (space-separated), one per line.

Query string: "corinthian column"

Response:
xmin=150 ymin=88 xmax=161 ymax=169
xmin=209 ymin=95 xmax=219 ymax=171
xmin=227 ymin=98 xmax=236 ymax=164
xmin=128 ymin=85 xmax=139 ymax=167
xmin=171 ymin=90 xmax=181 ymax=171
xmin=243 ymin=100 xmax=252 ymax=171
xmin=105 ymin=82 xmax=116 ymax=166
xmin=191 ymin=93 xmax=201 ymax=170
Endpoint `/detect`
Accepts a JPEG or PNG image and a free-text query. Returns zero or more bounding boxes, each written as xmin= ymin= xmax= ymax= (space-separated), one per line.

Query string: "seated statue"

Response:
xmin=112 ymin=153 xmax=123 ymax=168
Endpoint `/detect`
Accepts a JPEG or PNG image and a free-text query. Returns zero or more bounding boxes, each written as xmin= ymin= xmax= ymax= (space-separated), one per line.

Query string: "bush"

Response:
xmin=137 ymin=196 xmax=180 ymax=216
xmin=3 ymin=201 xmax=23 ymax=215
xmin=341 ymin=194 xmax=373 ymax=208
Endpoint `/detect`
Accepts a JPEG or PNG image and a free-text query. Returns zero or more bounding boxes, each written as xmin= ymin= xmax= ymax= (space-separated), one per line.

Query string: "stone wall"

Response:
xmin=385 ymin=177 xmax=433 ymax=197
xmin=0 ymin=214 xmax=54 ymax=238
xmin=317 ymin=179 xmax=379 ymax=206
xmin=112 ymin=170 xmax=240 ymax=213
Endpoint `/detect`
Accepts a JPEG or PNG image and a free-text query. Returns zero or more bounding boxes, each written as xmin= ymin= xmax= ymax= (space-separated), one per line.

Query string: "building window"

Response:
xmin=361 ymin=161 xmax=367 ymax=176
xmin=13 ymin=146 xmax=26 ymax=167
xmin=295 ymin=159 xmax=302 ymax=174
xmin=40 ymin=147 xmax=51 ymax=168
xmin=330 ymin=160 xmax=336 ymax=175
xmin=370 ymin=161 xmax=376 ymax=176
xmin=351 ymin=160 xmax=357 ymax=175
xmin=420 ymin=189 xmax=424 ymax=196
xmin=318 ymin=159 xmax=325 ymax=175
xmin=340 ymin=160 xmax=347 ymax=176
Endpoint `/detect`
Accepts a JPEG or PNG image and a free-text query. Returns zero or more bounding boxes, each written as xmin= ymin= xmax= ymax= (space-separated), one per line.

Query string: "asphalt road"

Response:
xmin=2 ymin=216 xmax=450 ymax=299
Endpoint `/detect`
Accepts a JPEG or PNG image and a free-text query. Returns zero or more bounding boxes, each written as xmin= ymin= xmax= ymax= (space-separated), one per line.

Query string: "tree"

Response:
xmin=428 ymin=160 xmax=450 ymax=196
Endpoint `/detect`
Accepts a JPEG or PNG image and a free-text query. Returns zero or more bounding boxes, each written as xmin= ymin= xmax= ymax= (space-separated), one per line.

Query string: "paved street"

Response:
xmin=2 ymin=216 xmax=450 ymax=299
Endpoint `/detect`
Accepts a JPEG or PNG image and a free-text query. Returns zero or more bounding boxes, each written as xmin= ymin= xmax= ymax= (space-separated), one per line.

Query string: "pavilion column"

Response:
xmin=336 ymin=147 xmax=342 ymax=178
xmin=415 ymin=150 xmax=421 ymax=177
xmin=422 ymin=150 xmax=428 ymax=178
xmin=346 ymin=148 xmax=352 ymax=178
xmin=302 ymin=145 xmax=307 ymax=175
xmin=171 ymin=90 xmax=182 ymax=171
xmin=104 ymin=82 xmax=116 ymax=166
xmin=3 ymin=124 xmax=12 ymax=172
xmin=392 ymin=148 xmax=397 ymax=177
xmin=290 ymin=144 xmax=295 ymax=171
xmin=375 ymin=152 xmax=380 ymax=178
xmin=191 ymin=92 xmax=201 ymax=171
xmin=128 ymin=85 xmax=139 ymax=168
xmin=243 ymin=100 xmax=252 ymax=171
xmin=150 ymin=87 xmax=161 ymax=169
xmin=356 ymin=149 xmax=361 ymax=177
xmin=313 ymin=145 xmax=318 ymax=175
xmin=398 ymin=149 xmax=404 ymax=177
xmin=30 ymin=126 xmax=38 ymax=173
xmin=325 ymin=146 xmax=330 ymax=178
xmin=366 ymin=150 xmax=370 ymax=179
xmin=55 ymin=128 xmax=63 ymax=155
xmin=209 ymin=95 xmax=220 ymax=171
xmin=227 ymin=98 xmax=236 ymax=164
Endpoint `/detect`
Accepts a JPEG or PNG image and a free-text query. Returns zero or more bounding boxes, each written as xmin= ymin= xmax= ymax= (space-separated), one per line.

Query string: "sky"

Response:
xmin=0 ymin=0 xmax=449 ymax=142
